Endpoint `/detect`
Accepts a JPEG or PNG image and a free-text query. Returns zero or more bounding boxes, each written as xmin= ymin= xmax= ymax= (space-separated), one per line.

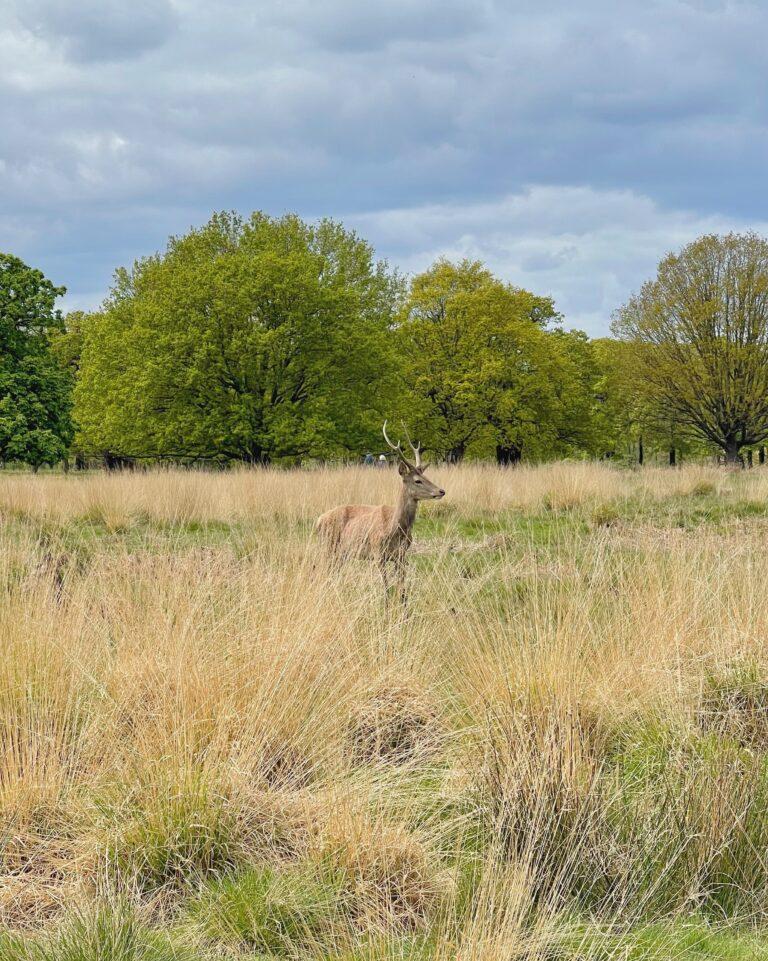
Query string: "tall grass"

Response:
xmin=0 ymin=459 xmax=758 ymax=525
xmin=0 ymin=462 xmax=768 ymax=958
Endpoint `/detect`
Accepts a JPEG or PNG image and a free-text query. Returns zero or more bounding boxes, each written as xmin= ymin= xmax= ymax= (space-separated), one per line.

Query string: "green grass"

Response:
xmin=554 ymin=920 xmax=768 ymax=960
xmin=3 ymin=912 xmax=767 ymax=961
xmin=0 ymin=905 xmax=198 ymax=961
xmin=186 ymin=864 xmax=346 ymax=955
xmin=102 ymin=776 xmax=244 ymax=897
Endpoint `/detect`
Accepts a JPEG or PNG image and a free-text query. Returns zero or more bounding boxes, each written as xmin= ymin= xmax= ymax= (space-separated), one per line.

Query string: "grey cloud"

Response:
xmin=272 ymin=0 xmax=490 ymax=51
xmin=519 ymin=247 xmax=577 ymax=273
xmin=3 ymin=0 xmax=768 ymax=330
xmin=15 ymin=0 xmax=178 ymax=62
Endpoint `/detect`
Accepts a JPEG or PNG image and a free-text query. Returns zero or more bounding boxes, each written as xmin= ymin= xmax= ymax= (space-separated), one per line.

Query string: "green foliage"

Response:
xmin=484 ymin=701 xmax=768 ymax=924
xmin=74 ymin=212 xmax=402 ymax=463
xmin=11 ymin=228 xmax=768 ymax=469
xmin=0 ymin=253 xmax=73 ymax=468
xmin=398 ymin=259 xmax=600 ymax=462
xmin=613 ymin=232 xmax=768 ymax=463
xmin=592 ymin=337 xmax=644 ymax=459
xmin=0 ymin=931 xmax=29 ymax=961
xmin=41 ymin=908 xmax=192 ymax=961
xmin=187 ymin=864 xmax=344 ymax=954
xmin=592 ymin=337 xmax=708 ymax=463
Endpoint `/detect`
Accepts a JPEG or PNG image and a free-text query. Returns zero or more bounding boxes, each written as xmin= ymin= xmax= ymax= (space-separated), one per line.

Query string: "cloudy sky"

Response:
xmin=2 ymin=0 xmax=767 ymax=334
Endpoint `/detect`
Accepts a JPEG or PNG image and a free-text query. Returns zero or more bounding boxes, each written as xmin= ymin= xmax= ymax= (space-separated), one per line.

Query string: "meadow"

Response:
xmin=2 ymin=462 xmax=768 ymax=959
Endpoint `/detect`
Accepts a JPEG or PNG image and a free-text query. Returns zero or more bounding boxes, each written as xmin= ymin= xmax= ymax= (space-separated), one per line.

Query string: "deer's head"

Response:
xmin=383 ymin=422 xmax=445 ymax=500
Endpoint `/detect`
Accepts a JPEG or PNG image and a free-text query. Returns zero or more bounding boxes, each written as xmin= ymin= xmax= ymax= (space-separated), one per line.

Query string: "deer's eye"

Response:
xmin=414 ymin=478 xmax=422 ymax=484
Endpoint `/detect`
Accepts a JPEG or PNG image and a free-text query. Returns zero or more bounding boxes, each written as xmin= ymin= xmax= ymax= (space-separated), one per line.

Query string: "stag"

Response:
xmin=315 ymin=422 xmax=445 ymax=603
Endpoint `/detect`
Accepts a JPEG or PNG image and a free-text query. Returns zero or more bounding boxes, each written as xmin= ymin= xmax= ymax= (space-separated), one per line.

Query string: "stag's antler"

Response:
xmin=401 ymin=421 xmax=425 ymax=469
xmin=382 ymin=420 xmax=406 ymax=461
xmin=383 ymin=421 xmax=426 ymax=469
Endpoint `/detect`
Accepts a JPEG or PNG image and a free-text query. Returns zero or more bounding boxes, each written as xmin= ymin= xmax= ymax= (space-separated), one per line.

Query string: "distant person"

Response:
xmin=363 ymin=451 xmax=374 ymax=466
xmin=378 ymin=453 xmax=387 ymax=467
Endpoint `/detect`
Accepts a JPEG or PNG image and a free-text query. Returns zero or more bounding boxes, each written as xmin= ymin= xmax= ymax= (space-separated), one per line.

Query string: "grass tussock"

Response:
xmin=2 ymin=462 xmax=768 ymax=957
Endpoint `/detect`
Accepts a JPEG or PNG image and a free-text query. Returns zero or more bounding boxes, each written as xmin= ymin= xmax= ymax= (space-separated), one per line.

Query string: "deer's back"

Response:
xmin=315 ymin=504 xmax=393 ymax=558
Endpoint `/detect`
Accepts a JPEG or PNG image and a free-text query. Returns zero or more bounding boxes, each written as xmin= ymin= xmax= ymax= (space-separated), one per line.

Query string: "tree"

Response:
xmin=74 ymin=212 xmax=402 ymax=463
xmin=613 ymin=233 xmax=768 ymax=464
xmin=592 ymin=338 xmax=648 ymax=461
xmin=398 ymin=259 xmax=597 ymax=462
xmin=0 ymin=254 xmax=73 ymax=469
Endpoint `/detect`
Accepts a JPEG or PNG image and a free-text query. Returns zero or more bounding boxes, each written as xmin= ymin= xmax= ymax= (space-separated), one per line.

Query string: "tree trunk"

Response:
xmin=638 ymin=435 xmax=644 ymax=466
xmin=748 ymin=449 xmax=754 ymax=468
xmin=724 ymin=438 xmax=741 ymax=465
xmin=243 ymin=447 xmax=270 ymax=466
xmin=760 ymin=447 xmax=766 ymax=465
xmin=446 ymin=443 xmax=466 ymax=464
xmin=669 ymin=447 xmax=676 ymax=467
xmin=496 ymin=444 xmax=522 ymax=466
xmin=103 ymin=452 xmax=135 ymax=471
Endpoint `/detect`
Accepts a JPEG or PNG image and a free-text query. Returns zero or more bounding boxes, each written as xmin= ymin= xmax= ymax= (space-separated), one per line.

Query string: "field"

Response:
xmin=2 ymin=462 xmax=768 ymax=959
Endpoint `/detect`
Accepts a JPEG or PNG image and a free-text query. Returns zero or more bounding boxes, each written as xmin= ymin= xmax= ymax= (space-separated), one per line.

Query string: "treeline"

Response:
xmin=3 ymin=215 xmax=768 ymax=469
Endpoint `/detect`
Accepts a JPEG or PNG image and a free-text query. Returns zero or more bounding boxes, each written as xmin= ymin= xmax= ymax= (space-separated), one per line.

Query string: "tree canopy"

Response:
xmin=397 ymin=260 xmax=600 ymax=462
xmin=7 ymin=221 xmax=768 ymax=471
xmin=0 ymin=253 xmax=73 ymax=469
xmin=613 ymin=232 xmax=768 ymax=463
xmin=74 ymin=212 xmax=402 ymax=463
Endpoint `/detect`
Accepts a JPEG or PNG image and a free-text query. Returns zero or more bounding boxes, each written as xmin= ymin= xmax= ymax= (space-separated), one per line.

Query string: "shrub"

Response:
xmin=481 ymin=697 xmax=768 ymax=922
xmin=608 ymin=731 xmax=768 ymax=920
xmin=480 ymin=695 xmax=613 ymax=909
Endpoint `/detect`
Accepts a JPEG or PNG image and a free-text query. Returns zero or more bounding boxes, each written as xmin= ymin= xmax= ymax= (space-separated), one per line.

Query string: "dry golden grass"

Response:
xmin=0 ymin=459 xmax=753 ymax=524
xmin=1 ymin=461 xmax=768 ymax=958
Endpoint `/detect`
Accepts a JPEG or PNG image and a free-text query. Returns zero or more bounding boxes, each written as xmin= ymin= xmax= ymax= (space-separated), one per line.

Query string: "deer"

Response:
xmin=314 ymin=422 xmax=445 ymax=605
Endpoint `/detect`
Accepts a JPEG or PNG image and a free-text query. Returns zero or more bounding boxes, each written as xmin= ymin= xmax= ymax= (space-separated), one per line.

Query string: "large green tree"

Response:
xmin=0 ymin=254 xmax=73 ymax=469
xmin=397 ymin=259 xmax=598 ymax=462
xmin=613 ymin=232 xmax=768 ymax=464
xmin=74 ymin=212 xmax=402 ymax=463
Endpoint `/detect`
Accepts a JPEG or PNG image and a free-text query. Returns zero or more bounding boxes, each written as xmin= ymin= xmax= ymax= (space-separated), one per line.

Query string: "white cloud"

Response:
xmin=349 ymin=186 xmax=768 ymax=335
xmin=3 ymin=0 xmax=768 ymax=325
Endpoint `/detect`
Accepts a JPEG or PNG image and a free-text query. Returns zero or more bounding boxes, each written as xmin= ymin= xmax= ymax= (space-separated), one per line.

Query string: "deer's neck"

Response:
xmin=389 ymin=486 xmax=418 ymax=540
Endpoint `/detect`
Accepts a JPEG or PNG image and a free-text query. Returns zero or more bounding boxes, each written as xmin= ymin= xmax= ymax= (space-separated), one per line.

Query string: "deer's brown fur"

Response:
xmin=315 ymin=424 xmax=445 ymax=602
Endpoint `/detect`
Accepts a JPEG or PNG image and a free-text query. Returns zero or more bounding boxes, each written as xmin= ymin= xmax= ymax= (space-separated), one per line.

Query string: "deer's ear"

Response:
xmin=397 ymin=460 xmax=410 ymax=477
